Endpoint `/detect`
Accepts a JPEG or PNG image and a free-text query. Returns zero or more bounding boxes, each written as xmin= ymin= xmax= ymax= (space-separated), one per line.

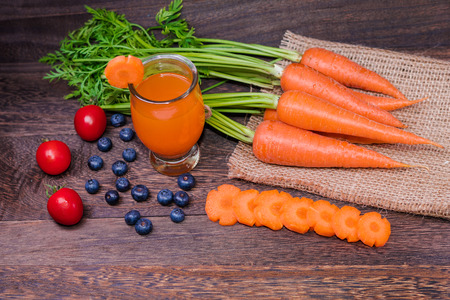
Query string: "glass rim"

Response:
xmin=128 ymin=54 xmax=199 ymax=105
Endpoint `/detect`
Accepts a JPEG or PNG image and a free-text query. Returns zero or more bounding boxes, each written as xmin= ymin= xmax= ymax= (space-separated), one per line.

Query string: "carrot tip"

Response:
xmin=414 ymin=96 xmax=429 ymax=103
xmin=408 ymin=164 xmax=430 ymax=171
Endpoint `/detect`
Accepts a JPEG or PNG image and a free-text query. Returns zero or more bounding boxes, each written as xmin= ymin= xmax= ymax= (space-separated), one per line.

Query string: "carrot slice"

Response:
xmin=332 ymin=206 xmax=361 ymax=242
xmin=306 ymin=200 xmax=339 ymax=237
xmin=280 ymin=196 xmax=314 ymax=234
xmin=205 ymin=184 xmax=241 ymax=226
xmin=104 ymin=55 xmax=144 ymax=89
xmin=357 ymin=212 xmax=391 ymax=247
xmin=232 ymin=189 xmax=259 ymax=227
xmin=253 ymin=190 xmax=290 ymax=230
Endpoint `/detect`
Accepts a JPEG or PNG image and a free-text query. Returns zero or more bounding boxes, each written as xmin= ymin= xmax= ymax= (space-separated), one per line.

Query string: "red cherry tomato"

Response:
xmin=47 ymin=188 xmax=84 ymax=226
xmin=74 ymin=105 xmax=107 ymax=141
xmin=36 ymin=140 xmax=71 ymax=175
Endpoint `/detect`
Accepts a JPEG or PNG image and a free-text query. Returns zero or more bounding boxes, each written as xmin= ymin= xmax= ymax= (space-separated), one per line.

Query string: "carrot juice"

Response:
xmin=130 ymin=72 xmax=205 ymax=158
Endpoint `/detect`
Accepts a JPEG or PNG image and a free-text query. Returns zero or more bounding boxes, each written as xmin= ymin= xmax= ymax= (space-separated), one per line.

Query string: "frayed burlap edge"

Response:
xmin=228 ymin=31 xmax=449 ymax=219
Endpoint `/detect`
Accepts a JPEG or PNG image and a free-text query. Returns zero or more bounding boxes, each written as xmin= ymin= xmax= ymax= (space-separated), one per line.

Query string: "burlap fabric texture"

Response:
xmin=228 ymin=31 xmax=449 ymax=219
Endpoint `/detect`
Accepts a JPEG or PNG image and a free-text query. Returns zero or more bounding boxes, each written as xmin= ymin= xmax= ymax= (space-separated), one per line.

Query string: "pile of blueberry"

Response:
xmin=124 ymin=172 xmax=196 ymax=235
xmin=85 ymin=113 xmax=197 ymax=236
xmin=85 ymin=113 xmax=144 ymax=203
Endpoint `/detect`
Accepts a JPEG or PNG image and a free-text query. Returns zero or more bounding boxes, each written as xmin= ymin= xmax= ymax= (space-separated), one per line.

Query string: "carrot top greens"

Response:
xmin=40 ymin=0 xmax=299 ymax=107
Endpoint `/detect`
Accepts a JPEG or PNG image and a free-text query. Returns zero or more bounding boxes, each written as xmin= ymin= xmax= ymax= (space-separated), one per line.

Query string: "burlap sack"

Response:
xmin=228 ymin=31 xmax=449 ymax=219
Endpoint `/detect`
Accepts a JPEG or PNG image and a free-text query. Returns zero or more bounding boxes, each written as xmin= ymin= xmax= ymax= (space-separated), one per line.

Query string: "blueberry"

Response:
xmin=85 ymin=179 xmax=100 ymax=194
xmin=177 ymin=173 xmax=196 ymax=191
xmin=174 ymin=191 xmax=189 ymax=207
xmin=157 ymin=189 xmax=173 ymax=206
xmin=135 ymin=218 xmax=153 ymax=235
xmin=111 ymin=113 xmax=126 ymax=127
xmin=131 ymin=184 xmax=149 ymax=202
xmin=87 ymin=155 xmax=103 ymax=171
xmin=112 ymin=160 xmax=128 ymax=176
xmin=124 ymin=210 xmax=141 ymax=225
xmin=119 ymin=128 xmax=134 ymax=142
xmin=170 ymin=208 xmax=185 ymax=223
xmin=97 ymin=137 xmax=112 ymax=152
xmin=115 ymin=177 xmax=130 ymax=192
xmin=104 ymin=190 xmax=120 ymax=205
xmin=122 ymin=148 xmax=137 ymax=162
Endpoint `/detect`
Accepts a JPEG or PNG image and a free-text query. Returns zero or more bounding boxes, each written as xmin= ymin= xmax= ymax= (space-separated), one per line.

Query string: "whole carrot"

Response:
xmin=301 ymin=47 xmax=407 ymax=99
xmin=280 ymin=63 xmax=406 ymax=128
xmin=265 ymin=108 xmax=389 ymax=145
xmin=252 ymin=120 xmax=412 ymax=168
xmin=351 ymin=90 xmax=427 ymax=111
xmin=276 ymin=90 xmax=443 ymax=148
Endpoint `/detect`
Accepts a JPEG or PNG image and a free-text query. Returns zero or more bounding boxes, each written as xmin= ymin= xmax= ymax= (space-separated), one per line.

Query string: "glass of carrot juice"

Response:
xmin=129 ymin=54 xmax=205 ymax=176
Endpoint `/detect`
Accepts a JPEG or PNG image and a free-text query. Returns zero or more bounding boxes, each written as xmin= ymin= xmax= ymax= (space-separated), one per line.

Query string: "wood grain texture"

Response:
xmin=1 ymin=265 xmax=448 ymax=299
xmin=0 ymin=216 xmax=448 ymax=266
xmin=0 ymin=0 xmax=449 ymax=298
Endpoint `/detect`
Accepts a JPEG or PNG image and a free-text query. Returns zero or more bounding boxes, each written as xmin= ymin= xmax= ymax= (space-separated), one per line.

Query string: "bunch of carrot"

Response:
xmin=205 ymin=184 xmax=391 ymax=247
xmin=104 ymin=47 xmax=443 ymax=169
xmin=250 ymin=47 xmax=442 ymax=168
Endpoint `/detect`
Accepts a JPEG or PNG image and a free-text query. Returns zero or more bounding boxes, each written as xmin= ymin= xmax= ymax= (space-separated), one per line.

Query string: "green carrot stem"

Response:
xmin=213 ymin=108 xmax=263 ymax=114
xmin=196 ymin=38 xmax=301 ymax=62
xmin=206 ymin=109 xmax=255 ymax=143
xmin=134 ymin=47 xmax=269 ymax=64
xmin=204 ymin=70 xmax=274 ymax=89
xmin=101 ymin=92 xmax=278 ymax=111
xmin=203 ymin=92 xmax=278 ymax=100
xmin=203 ymin=92 xmax=278 ymax=109
xmin=200 ymin=80 xmax=228 ymax=93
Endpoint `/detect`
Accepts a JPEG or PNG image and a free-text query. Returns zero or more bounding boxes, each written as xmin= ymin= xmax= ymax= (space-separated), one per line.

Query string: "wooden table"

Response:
xmin=1 ymin=1 xmax=448 ymax=298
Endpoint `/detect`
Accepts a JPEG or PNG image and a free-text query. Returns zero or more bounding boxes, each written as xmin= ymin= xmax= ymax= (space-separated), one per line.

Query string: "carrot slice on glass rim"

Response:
xmin=104 ymin=55 xmax=144 ymax=89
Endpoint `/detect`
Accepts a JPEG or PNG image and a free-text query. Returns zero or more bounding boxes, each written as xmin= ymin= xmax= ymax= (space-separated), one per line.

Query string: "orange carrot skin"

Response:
xmin=264 ymin=109 xmax=385 ymax=144
xmin=280 ymin=63 xmax=405 ymax=128
xmin=357 ymin=212 xmax=391 ymax=247
xmin=351 ymin=90 xmax=427 ymax=111
xmin=301 ymin=47 xmax=407 ymax=99
xmin=276 ymin=90 xmax=442 ymax=148
xmin=317 ymin=132 xmax=387 ymax=145
xmin=253 ymin=120 xmax=411 ymax=168
xmin=332 ymin=206 xmax=361 ymax=243
xmin=263 ymin=108 xmax=279 ymax=121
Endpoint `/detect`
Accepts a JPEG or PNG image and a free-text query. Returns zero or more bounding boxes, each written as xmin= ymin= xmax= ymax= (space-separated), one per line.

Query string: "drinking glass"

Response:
xmin=129 ymin=54 xmax=205 ymax=176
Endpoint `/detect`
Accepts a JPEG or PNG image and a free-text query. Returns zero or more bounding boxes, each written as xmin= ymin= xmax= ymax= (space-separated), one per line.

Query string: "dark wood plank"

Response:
xmin=0 ymin=0 xmax=449 ymax=62
xmin=0 ymin=216 xmax=448 ymax=266
xmin=1 ymin=265 xmax=448 ymax=299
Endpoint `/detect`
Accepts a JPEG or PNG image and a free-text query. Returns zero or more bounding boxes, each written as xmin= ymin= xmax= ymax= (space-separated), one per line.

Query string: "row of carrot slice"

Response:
xmin=205 ymin=184 xmax=391 ymax=247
